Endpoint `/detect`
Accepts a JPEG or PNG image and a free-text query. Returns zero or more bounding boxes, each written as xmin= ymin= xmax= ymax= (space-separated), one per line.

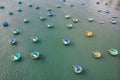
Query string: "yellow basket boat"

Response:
xmin=86 ymin=31 xmax=93 ymax=37
xmin=92 ymin=51 xmax=101 ymax=58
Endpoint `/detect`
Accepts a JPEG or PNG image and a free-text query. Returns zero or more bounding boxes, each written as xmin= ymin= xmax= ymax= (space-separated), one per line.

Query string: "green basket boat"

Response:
xmin=65 ymin=14 xmax=71 ymax=19
xmin=47 ymin=7 xmax=52 ymax=11
xmin=40 ymin=16 xmax=46 ymax=21
xmin=31 ymin=37 xmax=38 ymax=43
xmin=46 ymin=21 xmax=53 ymax=28
xmin=108 ymin=49 xmax=119 ymax=56
xmin=13 ymin=29 xmax=19 ymax=35
xmin=88 ymin=17 xmax=94 ymax=22
xmin=66 ymin=24 xmax=73 ymax=29
xmin=31 ymin=51 xmax=40 ymax=59
xmin=72 ymin=18 xmax=78 ymax=23
xmin=11 ymin=53 xmax=21 ymax=61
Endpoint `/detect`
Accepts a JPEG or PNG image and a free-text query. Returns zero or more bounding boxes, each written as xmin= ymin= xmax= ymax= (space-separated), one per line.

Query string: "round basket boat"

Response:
xmin=13 ymin=29 xmax=19 ymax=35
xmin=108 ymin=49 xmax=119 ymax=56
xmin=9 ymin=38 xmax=16 ymax=45
xmin=31 ymin=51 xmax=40 ymax=59
xmin=88 ymin=17 xmax=94 ymax=22
xmin=46 ymin=21 xmax=53 ymax=28
xmin=86 ymin=31 xmax=93 ymax=37
xmin=48 ymin=11 xmax=53 ymax=17
xmin=40 ymin=16 xmax=46 ymax=21
xmin=63 ymin=39 xmax=70 ymax=45
xmin=11 ymin=53 xmax=21 ymax=61
xmin=99 ymin=20 xmax=104 ymax=24
xmin=73 ymin=64 xmax=82 ymax=74
xmin=56 ymin=4 xmax=61 ymax=8
xmin=66 ymin=24 xmax=73 ymax=29
xmin=47 ymin=7 xmax=52 ymax=11
xmin=65 ymin=14 xmax=70 ymax=19
xmin=111 ymin=20 xmax=117 ymax=24
xmin=24 ymin=18 xmax=29 ymax=23
xmin=31 ymin=37 xmax=38 ymax=43
xmin=92 ymin=51 xmax=101 ymax=58
xmin=2 ymin=22 xmax=9 ymax=27
xmin=72 ymin=18 xmax=78 ymax=23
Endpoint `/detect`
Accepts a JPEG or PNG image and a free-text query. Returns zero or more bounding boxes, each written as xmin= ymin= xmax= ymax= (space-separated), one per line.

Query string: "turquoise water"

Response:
xmin=0 ymin=0 xmax=120 ymax=80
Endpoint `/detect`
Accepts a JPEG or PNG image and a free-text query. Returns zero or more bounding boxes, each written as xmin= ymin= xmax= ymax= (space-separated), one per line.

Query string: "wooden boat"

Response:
xmin=13 ymin=29 xmax=19 ymax=35
xmin=88 ymin=17 xmax=94 ymax=22
xmin=46 ymin=21 xmax=53 ymax=28
xmin=92 ymin=51 xmax=101 ymax=58
xmin=40 ymin=16 xmax=46 ymax=21
xmin=111 ymin=20 xmax=117 ymax=24
xmin=66 ymin=24 xmax=73 ymax=29
xmin=86 ymin=31 xmax=93 ymax=37
xmin=31 ymin=37 xmax=38 ymax=42
xmin=73 ymin=64 xmax=82 ymax=73
xmin=107 ymin=49 xmax=119 ymax=56
xmin=31 ymin=51 xmax=40 ymax=59
xmin=9 ymin=38 xmax=16 ymax=45
xmin=63 ymin=39 xmax=70 ymax=45
xmin=72 ymin=18 xmax=78 ymax=23
xmin=11 ymin=53 xmax=21 ymax=61
xmin=65 ymin=14 xmax=70 ymax=19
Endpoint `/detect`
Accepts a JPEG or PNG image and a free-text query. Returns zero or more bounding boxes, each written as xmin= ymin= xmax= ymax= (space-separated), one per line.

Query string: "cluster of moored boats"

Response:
xmin=1 ymin=0 xmax=119 ymax=74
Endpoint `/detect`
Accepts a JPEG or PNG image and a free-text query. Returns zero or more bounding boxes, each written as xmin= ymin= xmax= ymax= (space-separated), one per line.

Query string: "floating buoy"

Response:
xmin=24 ymin=18 xmax=29 ymax=23
xmin=13 ymin=29 xmax=19 ymax=35
xmin=92 ymin=51 xmax=101 ymax=58
xmin=72 ymin=18 xmax=78 ymax=23
xmin=86 ymin=31 xmax=93 ymax=37
xmin=40 ymin=16 xmax=46 ymax=21
xmin=31 ymin=36 xmax=38 ymax=43
xmin=56 ymin=4 xmax=61 ymax=8
xmin=8 ymin=11 xmax=14 ymax=15
xmin=65 ymin=14 xmax=70 ymax=19
xmin=9 ymin=38 xmax=16 ymax=45
xmin=28 ymin=4 xmax=32 ymax=7
xmin=2 ymin=22 xmax=9 ymax=27
xmin=63 ymin=39 xmax=70 ymax=45
xmin=73 ymin=64 xmax=82 ymax=74
xmin=17 ymin=8 xmax=22 ymax=12
xmin=88 ymin=17 xmax=94 ymax=22
xmin=111 ymin=20 xmax=117 ymax=24
xmin=11 ymin=53 xmax=21 ymax=61
xmin=66 ymin=24 xmax=73 ymax=29
xmin=31 ymin=51 xmax=40 ymax=59
xmin=107 ymin=49 xmax=119 ymax=56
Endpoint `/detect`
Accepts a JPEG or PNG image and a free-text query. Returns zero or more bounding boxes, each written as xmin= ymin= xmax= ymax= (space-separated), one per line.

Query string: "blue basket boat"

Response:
xmin=13 ymin=29 xmax=19 ymax=35
xmin=9 ymin=38 xmax=16 ymax=45
xmin=31 ymin=51 xmax=40 ymax=59
xmin=108 ymin=49 xmax=119 ymax=56
xmin=48 ymin=11 xmax=53 ymax=17
xmin=11 ymin=53 xmax=21 ymax=61
xmin=73 ymin=64 xmax=82 ymax=74
xmin=31 ymin=37 xmax=38 ymax=43
xmin=2 ymin=22 xmax=9 ymax=27
xmin=63 ymin=39 xmax=70 ymax=45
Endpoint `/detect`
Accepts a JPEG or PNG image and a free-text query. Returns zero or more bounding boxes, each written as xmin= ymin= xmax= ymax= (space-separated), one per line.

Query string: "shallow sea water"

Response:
xmin=0 ymin=0 xmax=120 ymax=80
